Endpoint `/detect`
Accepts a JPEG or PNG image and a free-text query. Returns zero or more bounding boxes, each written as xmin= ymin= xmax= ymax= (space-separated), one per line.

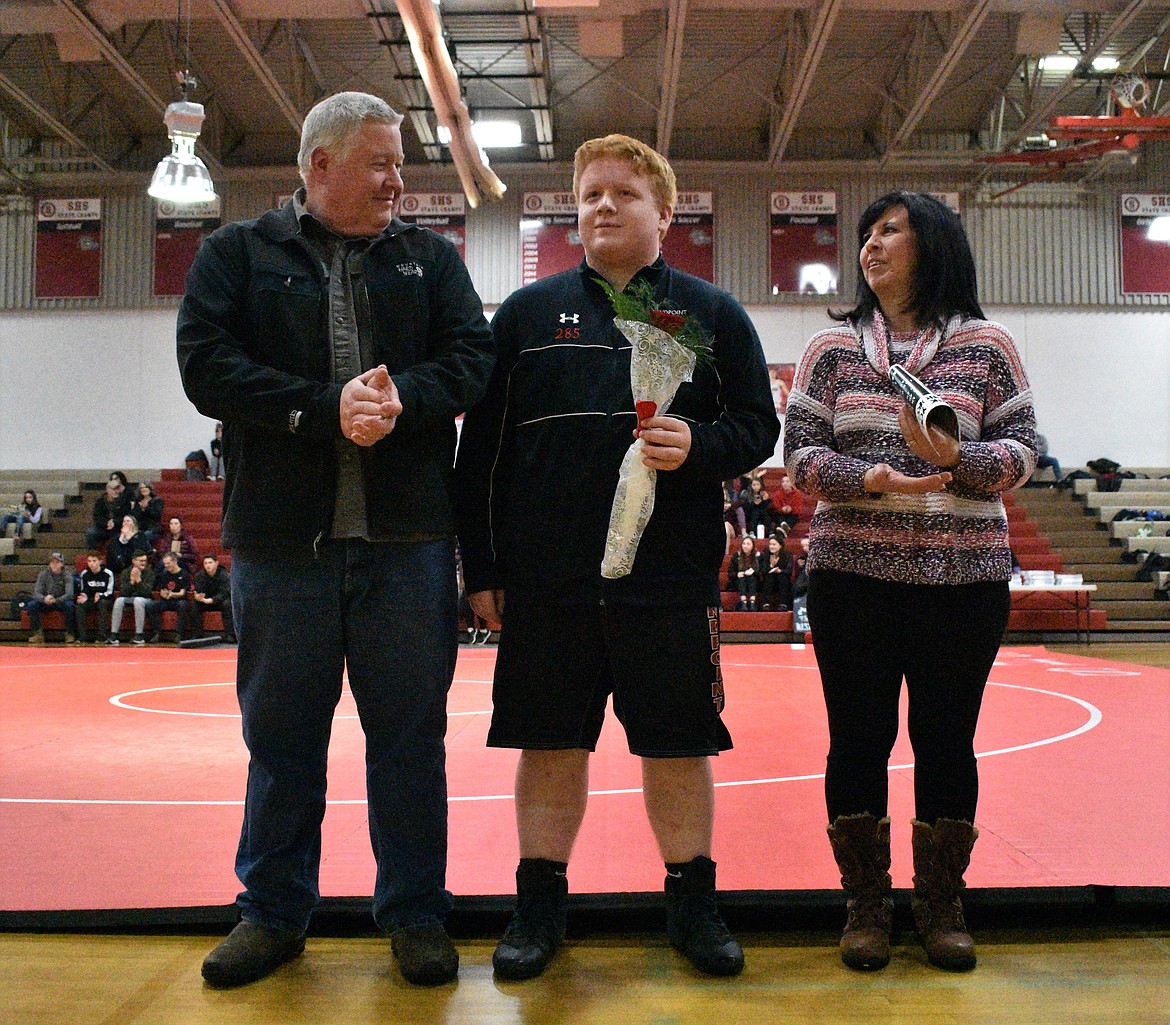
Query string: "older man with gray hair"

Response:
xmin=179 ymin=91 xmax=494 ymax=988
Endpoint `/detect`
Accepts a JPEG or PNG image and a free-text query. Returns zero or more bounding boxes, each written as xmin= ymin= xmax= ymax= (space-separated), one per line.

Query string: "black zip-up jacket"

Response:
xmin=177 ymin=202 xmax=494 ymax=552
xmin=455 ymin=259 xmax=781 ymax=606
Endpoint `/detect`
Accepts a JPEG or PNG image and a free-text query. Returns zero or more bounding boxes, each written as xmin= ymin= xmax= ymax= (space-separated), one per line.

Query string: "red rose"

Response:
xmin=649 ymin=309 xmax=686 ymax=336
xmin=635 ymin=400 xmax=658 ymax=422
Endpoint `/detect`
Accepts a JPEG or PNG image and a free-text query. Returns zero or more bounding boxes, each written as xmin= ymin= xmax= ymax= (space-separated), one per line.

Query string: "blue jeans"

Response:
xmin=27 ymin=596 xmax=76 ymax=634
xmin=230 ymin=538 xmax=457 ymax=934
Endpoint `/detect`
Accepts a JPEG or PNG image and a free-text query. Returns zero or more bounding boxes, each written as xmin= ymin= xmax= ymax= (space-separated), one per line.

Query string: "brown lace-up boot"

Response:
xmin=911 ymin=818 xmax=978 ymax=971
xmin=826 ymin=813 xmax=893 ymax=970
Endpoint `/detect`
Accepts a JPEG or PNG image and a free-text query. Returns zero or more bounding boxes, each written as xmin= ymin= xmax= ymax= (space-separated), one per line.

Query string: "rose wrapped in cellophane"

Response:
xmin=598 ymin=280 xmax=713 ymax=579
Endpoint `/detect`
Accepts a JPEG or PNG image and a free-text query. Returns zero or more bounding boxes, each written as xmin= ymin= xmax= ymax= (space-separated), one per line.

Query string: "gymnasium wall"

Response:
xmin=1 ymin=149 xmax=1168 ymax=472
xmin=1 ymin=302 xmax=1165 ymax=473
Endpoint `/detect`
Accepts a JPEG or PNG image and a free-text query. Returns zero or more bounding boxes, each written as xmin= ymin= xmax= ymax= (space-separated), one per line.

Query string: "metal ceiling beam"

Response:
xmin=515 ymin=4 xmax=554 ymax=161
xmin=206 ymin=0 xmax=302 ymax=132
xmin=51 ymin=0 xmax=223 ymax=175
xmin=363 ymin=0 xmax=441 ymax=162
xmin=0 ymin=69 xmax=114 ymax=172
xmin=882 ymin=0 xmax=994 ymax=162
xmin=656 ymin=0 xmax=688 ymax=157
xmin=286 ymin=21 xmax=327 ymax=96
xmin=768 ymin=0 xmax=842 ymax=164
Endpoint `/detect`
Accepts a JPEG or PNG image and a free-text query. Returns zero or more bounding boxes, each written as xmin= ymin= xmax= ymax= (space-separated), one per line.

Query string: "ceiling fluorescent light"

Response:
xmin=471 ymin=120 xmax=522 ymax=148
xmin=1149 ymin=216 xmax=1170 ymax=242
xmin=436 ymin=124 xmax=452 ymax=145
xmin=148 ymin=100 xmax=216 ymax=203
xmin=1092 ymin=56 xmax=1120 ymax=72
xmin=1038 ymin=55 xmax=1078 ymax=72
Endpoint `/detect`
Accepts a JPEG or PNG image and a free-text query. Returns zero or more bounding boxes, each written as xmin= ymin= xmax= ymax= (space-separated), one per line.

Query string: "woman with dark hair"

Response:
xmin=157 ymin=515 xmax=199 ymax=572
xmin=1 ymin=490 xmax=42 ymax=541
xmin=132 ymin=483 xmax=165 ymax=545
xmin=741 ymin=478 xmax=776 ymax=538
xmin=758 ymin=534 xmax=793 ymax=611
xmin=784 ymin=191 xmax=1036 ymax=973
xmin=726 ymin=535 xmax=761 ymax=610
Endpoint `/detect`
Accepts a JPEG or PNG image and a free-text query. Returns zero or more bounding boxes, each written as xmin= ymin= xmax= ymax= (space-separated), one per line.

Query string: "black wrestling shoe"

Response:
xmin=665 ymin=856 xmax=745 ymax=977
xmin=390 ymin=922 xmax=459 ymax=985
xmin=201 ymin=920 xmax=306 ymax=988
xmin=493 ymin=859 xmax=568 ymax=980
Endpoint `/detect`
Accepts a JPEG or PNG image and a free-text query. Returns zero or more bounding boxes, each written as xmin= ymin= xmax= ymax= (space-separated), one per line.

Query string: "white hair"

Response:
xmin=297 ymin=92 xmax=403 ymax=182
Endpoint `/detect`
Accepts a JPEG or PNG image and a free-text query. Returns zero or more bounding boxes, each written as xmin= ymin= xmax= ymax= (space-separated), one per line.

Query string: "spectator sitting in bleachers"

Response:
xmin=742 ymin=477 xmax=777 ymax=538
xmin=75 ymin=551 xmax=115 ymax=644
xmin=759 ymin=534 xmax=794 ymax=611
xmin=109 ymin=552 xmax=159 ymax=645
xmin=739 ymin=465 xmax=766 ymax=490
xmin=773 ymin=475 xmax=803 ymax=534
xmin=86 ymin=480 xmax=132 ymax=550
xmin=106 ymin=514 xmax=152 ymax=576
xmin=155 ymin=551 xmax=191 ymax=640
xmin=792 ymin=536 xmax=810 ymax=600
xmin=157 ymin=515 xmax=199 ymax=573
xmin=184 ymin=553 xmax=235 ymax=643
xmin=26 ymin=551 xmax=78 ymax=644
xmin=131 ymin=482 xmax=165 ymax=545
xmin=210 ymin=422 xmax=226 ymax=481
xmin=1 ymin=490 xmax=42 ymax=543
xmin=1030 ymin=432 xmax=1062 ymax=485
xmin=727 ymin=534 xmax=762 ymax=610
xmin=723 ymin=481 xmax=747 ymax=551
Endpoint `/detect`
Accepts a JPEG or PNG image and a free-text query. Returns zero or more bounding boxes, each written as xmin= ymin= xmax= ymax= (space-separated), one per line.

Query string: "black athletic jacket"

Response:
xmin=455 ymin=258 xmax=780 ymax=606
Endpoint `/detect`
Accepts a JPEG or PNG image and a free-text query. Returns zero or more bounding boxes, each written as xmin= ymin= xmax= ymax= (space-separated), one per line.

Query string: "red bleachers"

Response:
xmin=718 ymin=477 xmax=1093 ymax=635
xmin=153 ymin=479 xmax=228 ymax=564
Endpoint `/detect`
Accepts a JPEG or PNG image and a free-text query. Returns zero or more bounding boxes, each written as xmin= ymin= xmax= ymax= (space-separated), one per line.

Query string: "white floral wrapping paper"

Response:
xmin=600 ymin=318 xmax=697 ymax=578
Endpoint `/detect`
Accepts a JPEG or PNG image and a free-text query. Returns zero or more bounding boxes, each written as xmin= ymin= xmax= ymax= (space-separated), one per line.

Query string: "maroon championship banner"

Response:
xmin=396 ymin=192 xmax=466 ymax=259
xmin=1120 ymin=194 xmax=1170 ymax=294
xmin=153 ymin=198 xmax=222 ymax=298
xmin=520 ymin=191 xmax=581 ymax=285
xmin=35 ymin=197 xmax=102 ymax=299
xmin=769 ymin=191 xmax=838 ymax=296
xmin=662 ymin=190 xmax=714 ymax=282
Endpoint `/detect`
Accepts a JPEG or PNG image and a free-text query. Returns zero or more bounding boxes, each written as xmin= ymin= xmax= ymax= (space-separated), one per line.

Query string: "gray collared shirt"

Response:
xmin=293 ymin=189 xmax=387 ymax=541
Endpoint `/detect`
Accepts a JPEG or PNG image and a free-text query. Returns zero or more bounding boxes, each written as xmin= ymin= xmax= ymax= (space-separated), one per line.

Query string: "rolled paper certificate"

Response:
xmin=888 ymin=364 xmax=960 ymax=442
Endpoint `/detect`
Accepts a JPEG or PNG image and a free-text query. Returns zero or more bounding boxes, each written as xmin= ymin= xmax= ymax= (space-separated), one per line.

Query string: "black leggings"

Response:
xmin=807 ymin=569 xmax=1010 ymax=825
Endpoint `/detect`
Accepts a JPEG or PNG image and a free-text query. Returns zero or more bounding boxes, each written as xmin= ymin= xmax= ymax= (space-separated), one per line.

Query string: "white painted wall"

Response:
xmin=0 ymin=308 xmax=216 ymax=471
xmin=1 ymin=305 xmax=1168 ymax=474
xmin=751 ymin=305 xmax=1170 ymax=472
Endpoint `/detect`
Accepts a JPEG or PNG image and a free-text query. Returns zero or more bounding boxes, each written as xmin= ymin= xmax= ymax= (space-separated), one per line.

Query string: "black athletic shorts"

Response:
xmin=487 ymin=601 xmax=733 ymax=757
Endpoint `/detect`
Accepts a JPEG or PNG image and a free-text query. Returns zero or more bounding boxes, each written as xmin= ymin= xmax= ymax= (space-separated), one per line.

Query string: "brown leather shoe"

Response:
xmin=201 ymin=920 xmax=305 ymax=988
xmin=391 ymin=922 xmax=459 ymax=985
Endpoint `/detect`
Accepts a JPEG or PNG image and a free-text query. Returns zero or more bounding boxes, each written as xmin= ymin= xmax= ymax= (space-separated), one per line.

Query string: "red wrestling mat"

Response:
xmin=1 ymin=644 xmax=1167 ymax=913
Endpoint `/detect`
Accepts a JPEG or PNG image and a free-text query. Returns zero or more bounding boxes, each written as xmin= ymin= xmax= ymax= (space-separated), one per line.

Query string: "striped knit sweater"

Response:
xmin=783 ymin=313 xmax=1037 ymax=586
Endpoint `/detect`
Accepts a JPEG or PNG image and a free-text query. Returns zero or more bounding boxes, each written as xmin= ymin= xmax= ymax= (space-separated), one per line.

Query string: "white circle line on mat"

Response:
xmin=4 ymin=682 xmax=1101 ymax=806
xmin=107 ymin=680 xmax=492 ymax=719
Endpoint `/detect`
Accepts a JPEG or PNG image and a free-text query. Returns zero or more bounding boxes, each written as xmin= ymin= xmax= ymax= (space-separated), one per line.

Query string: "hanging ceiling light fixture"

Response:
xmin=148 ymin=0 xmax=215 ymax=203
